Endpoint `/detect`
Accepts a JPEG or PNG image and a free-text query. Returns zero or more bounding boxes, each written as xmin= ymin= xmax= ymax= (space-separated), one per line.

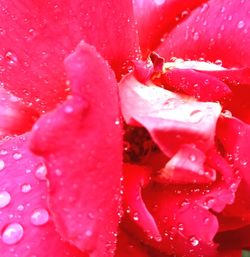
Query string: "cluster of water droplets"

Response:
xmin=0 ymin=148 xmax=50 ymax=246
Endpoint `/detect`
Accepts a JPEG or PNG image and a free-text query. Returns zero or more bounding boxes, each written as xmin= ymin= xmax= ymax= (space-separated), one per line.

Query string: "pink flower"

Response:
xmin=0 ymin=1 xmax=249 ymax=257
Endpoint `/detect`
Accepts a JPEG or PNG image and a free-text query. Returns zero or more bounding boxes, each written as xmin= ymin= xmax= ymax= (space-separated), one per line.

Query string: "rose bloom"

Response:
xmin=0 ymin=0 xmax=250 ymax=257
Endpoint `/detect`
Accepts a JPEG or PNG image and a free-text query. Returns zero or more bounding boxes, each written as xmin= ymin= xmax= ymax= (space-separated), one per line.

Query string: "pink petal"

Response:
xmin=157 ymin=144 xmax=216 ymax=184
xmin=119 ymin=74 xmax=221 ymax=157
xmin=133 ymin=0 xmax=207 ymax=54
xmin=0 ymin=0 xmax=139 ymax=113
xmin=163 ymin=68 xmax=231 ymax=101
xmin=123 ymin=164 xmax=161 ymax=241
xmin=0 ymin=88 xmax=38 ymax=138
xmin=30 ymin=42 xmax=123 ymax=256
xmin=157 ymin=0 xmax=250 ymax=68
xmin=141 ymin=184 xmax=219 ymax=256
xmin=0 ymin=134 xmax=86 ymax=257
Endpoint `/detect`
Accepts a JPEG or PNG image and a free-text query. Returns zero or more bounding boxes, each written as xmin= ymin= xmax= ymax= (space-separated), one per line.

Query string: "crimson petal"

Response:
xmin=0 ymin=134 xmax=85 ymax=257
xmin=163 ymin=68 xmax=231 ymax=101
xmin=0 ymin=0 xmax=139 ymax=113
xmin=123 ymin=164 xmax=161 ymax=241
xmin=30 ymin=42 xmax=123 ymax=256
xmin=157 ymin=0 xmax=250 ymax=68
xmin=119 ymin=74 xmax=221 ymax=157
xmin=133 ymin=0 xmax=207 ymax=54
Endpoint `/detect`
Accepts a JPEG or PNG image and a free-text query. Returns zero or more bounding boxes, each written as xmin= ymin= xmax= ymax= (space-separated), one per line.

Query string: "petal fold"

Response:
xmin=30 ymin=42 xmax=123 ymax=256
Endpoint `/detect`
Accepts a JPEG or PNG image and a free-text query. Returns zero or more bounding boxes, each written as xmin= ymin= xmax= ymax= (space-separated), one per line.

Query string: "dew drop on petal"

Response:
xmin=237 ymin=20 xmax=245 ymax=29
xmin=189 ymin=236 xmax=199 ymax=246
xmin=0 ymin=191 xmax=11 ymax=208
xmin=189 ymin=110 xmax=203 ymax=123
xmin=21 ymin=184 xmax=32 ymax=193
xmin=2 ymin=223 xmax=24 ymax=245
xmin=0 ymin=159 xmax=5 ymax=171
xmin=132 ymin=212 xmax=139 ymax=221
xmin=13 ymin=152 xmax=22 ymax=160
xmin=189 ymin=154 xmax=196 ymax=162
xmin=193 ymin=32 xmax=200 ymax=41
xmin=5 ymin=51 xmax=18 ymax=65
xmin=35 ymin=164 xmax=47 ymax=181
xmin=30 ymin=208 xmax=49 ymax=226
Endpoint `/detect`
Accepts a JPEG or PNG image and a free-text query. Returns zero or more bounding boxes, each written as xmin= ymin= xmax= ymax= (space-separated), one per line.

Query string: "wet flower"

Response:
xmin=0 ymin=1 xmax=250 ymax=257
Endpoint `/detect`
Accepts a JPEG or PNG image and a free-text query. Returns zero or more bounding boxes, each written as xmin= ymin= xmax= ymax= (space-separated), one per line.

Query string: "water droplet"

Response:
xmin=189 ymin=110 xmax=203 ymax=123
xmin=13 ymin=152 xmax=22 ymax=160
xmin=215 ymin=59 xmax=223 ymax=66
xmin=2 ymin=223 xmax=24 ymax=245
xmin=133 ymin=212 xmax=139 ymax=221
xmin=54 ymin=169 xmax=62 ymax=176
xmin=30 ymin=208 xmax=49 ymax=226
xmin=193 ymin=32 xmax=199 ymax=41
xmin=189 ymin=236 xmax=199 ymax=246
xmin=17 ymin=205 xmax=24 ymax=211
xmin=178 ymin=223 xmax=184 ymax=231
xmin=64 ymin=105 xmax=74 ymax=114
xmin=35 ymin=164 xmax=47 ymax=181
xmin=115 ymin=119 xmax=120 ymax=125
xmin=21 ymin=184 xmax=32 ymax=193
xmin=0 ymin=159 xmax=5 ymax=171
xmin=85 ymin=229 xmax=93 ymax=237
xmin=0 ymin=191 xmax=11 ymax=208
xmin=154 ymin=0 xmax=165 ymax=5
xmin=5 ymin=51 xmax=18 ymax=65
xmin=189 ymin=154 xmax=196 ymax=162
xmin=0 ymin=150 xmax=8 ymax=155
xmin=237 ymin=20 xmax=245 ymax=29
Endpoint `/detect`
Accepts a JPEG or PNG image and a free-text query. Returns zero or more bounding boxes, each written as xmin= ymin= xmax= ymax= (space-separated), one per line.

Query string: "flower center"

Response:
xmin=123 ymin=125 xmax=159 ymax=163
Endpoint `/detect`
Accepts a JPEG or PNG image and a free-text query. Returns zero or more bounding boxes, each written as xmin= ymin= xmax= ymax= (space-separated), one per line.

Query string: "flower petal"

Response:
xmin=157 ymin=0 xmax=250 ymax=68
xmin=163 ymin=67 xmax=231 ymax=101
xmin=0 ymin=0 xmax=139 ymax=113
xmin=123 ymin=164 xmax=161 ymax=241
xmin=119 ymin=74 xmax=221 ymax=157
xmin=133 ymin=0 xmax=207 ymax=54
xmin=0 ymin=88 xmax=38 ymax=138
xmin=30 ymin=42 xmax=123 ymax=256
xmin=0 ymin=134 xmax=85 ymax=257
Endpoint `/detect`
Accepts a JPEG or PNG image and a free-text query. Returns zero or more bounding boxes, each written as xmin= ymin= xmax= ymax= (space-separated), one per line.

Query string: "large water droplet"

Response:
xmin=2 ymin=223 xmax=24 ymax=245
xmin=35 ymin=164 xmax=47 ymax=181
xmin=0 ymin=159 xmax=5 ymax=171
xmin=0 ymin=191 xmax=11 ymax=208
xmin=30 ymin=208 xmax=49 ymax=226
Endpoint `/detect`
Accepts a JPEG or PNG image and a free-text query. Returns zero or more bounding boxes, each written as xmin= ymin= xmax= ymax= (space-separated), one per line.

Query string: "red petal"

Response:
xmin=123 ymin=164 xmax=161 ymax=241
xmin=119 ymin=74 xmax=221 ymax=156
xmin=163 ymin=68 xmax=231 ymax=101
xmin=30 ymin=42 xmax=123 ymax=256
xmin=0 ymin=88 xmax=38 ymax=138
xmin=141 ymin=184 xmax=219 ymax=256
xmin=0 ymin=134 xmax=85 ymax=257
xmin=217 ymin=116 xmax=250 ymax=183
xmin=157 ymin=144 xmax=216 ymax=184
xmin=133 ymin=0 xmax=207 ymax=54
xmin=0 ymin=0 xmax=139 ymax=113
xmin=157 ymin=0 xmax=250 ymax=68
